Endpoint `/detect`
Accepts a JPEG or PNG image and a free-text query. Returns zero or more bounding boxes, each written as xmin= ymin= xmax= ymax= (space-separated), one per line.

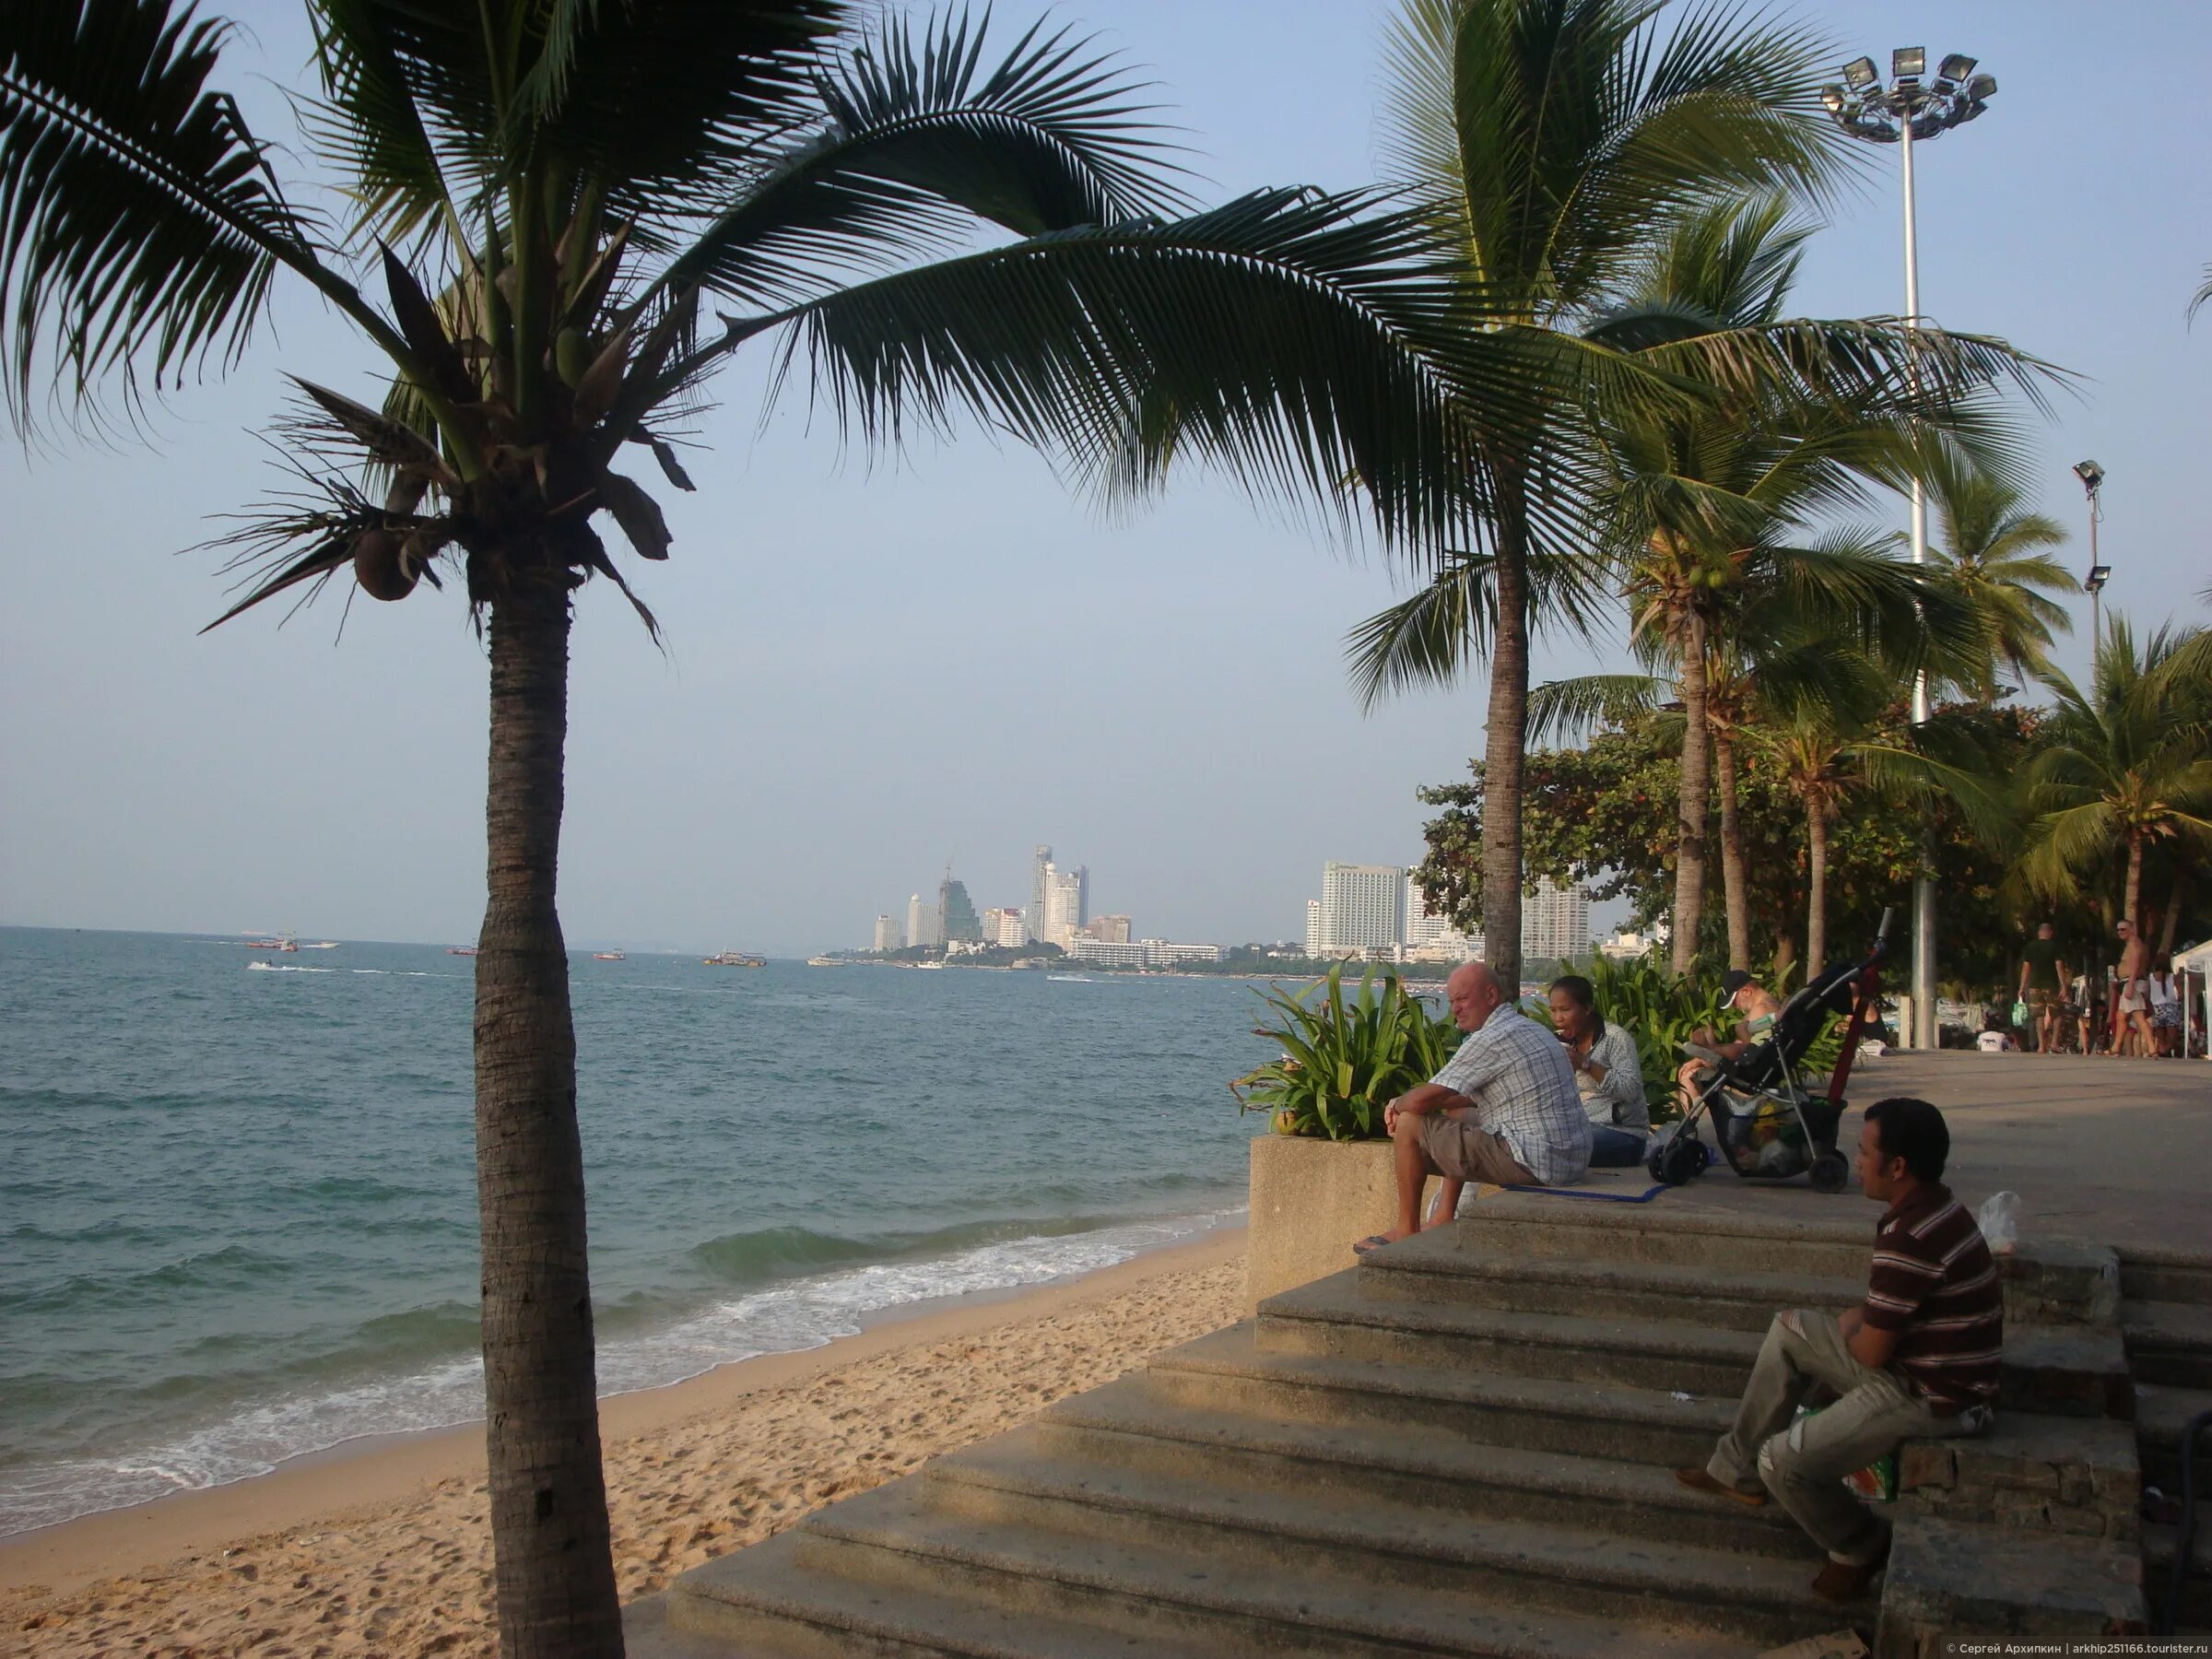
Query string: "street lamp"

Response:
xmin=1824 ymin=46 xmax=1997 ymax=1052
xmin=2075 ymin=460 xmax=2109 ymax=645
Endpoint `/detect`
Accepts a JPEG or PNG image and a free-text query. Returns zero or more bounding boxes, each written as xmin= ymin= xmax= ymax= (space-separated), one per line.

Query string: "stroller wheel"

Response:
xmin=1808 ymin=1151 xmax=1850 ymax=1194
xmin=1653 ymin=1135 xmax=1706 ymax=1187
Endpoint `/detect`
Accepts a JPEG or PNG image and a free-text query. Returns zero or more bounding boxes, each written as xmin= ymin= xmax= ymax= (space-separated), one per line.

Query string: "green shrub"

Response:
xmin=1230 ymin=963 xmax=1464 ymax=1141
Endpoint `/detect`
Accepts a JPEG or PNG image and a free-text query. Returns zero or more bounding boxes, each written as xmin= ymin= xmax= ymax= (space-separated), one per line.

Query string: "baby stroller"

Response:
xmin=1648 ymin=909 xmax=1893 ymax=1194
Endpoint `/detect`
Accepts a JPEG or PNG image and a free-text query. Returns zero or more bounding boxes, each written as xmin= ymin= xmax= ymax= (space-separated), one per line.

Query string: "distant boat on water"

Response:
xmin=447 ymin=946 xmax=480 ymax=957
xmin=243 ymin=933 xmax=299 ymax=952
xmin=806 ymin=956 xmax=841 ymax=967
xmin=592 ymin=950 xmax=627 ymax=961
xmin=703 ymin=950 xmax=765 ymax=967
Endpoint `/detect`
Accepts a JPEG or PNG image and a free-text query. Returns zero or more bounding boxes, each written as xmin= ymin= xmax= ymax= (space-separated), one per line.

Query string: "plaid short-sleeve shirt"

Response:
xmin=1431 ymin=1007 xmax=1593 ymax=1186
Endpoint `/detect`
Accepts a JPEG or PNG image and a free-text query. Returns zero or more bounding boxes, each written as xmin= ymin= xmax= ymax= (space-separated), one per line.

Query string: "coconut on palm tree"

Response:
xmin=1339 ymin=0 xmax=2050 ymax=985
xmin=0 ymin=4 xmax=1486 ymax=1650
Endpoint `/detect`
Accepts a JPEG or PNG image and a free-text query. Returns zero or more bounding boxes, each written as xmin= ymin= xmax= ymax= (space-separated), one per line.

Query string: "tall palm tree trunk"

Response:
xmin=2159 ymin=873 xmax=2187 ymax=959
xmin=1670 ymin=613 xmax=1712 ymax=974
xmin=2123 ymin=830 xmax=2144 ymax=932
xmin=1806 ymin=805 xmax=1830 ymax=977
xmin=1714 ymin=727 xmax=1751 ymax=971
xmin=1480 ymin=497 xmax=1531 ymax=990
xmin=476 ymin=571 xmax=622 ymax=1659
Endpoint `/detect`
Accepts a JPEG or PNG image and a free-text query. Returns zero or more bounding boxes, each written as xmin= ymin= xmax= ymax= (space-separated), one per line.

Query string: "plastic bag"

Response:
xmin=1976 ymin=1190 xmax=2020 ymax=1254
xmin=2010 ymin=998 xmax=2030 ymax=1028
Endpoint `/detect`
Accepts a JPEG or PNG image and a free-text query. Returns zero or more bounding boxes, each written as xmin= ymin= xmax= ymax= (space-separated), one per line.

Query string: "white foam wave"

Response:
xmin=0 ymin=1206 xmax=1241 ymax=1538
xmin=246 ymin=963 xmax=335 ymax=973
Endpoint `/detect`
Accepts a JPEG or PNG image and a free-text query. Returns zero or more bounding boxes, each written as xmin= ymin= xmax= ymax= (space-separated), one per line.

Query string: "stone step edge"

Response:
xmin=788 ymin=1478 xmax=1767 ymax=1659
xmin=1039 ymin=1375 xmax=1802 ymax=1536
xmin=2144 ymin=1521 xmax=2212 ymax=1579
xmin=929 ymin=1425 xmax=1835 ymax=1614
xmin=1355 ymin=1250 xmax=1865 ymax=1304
xmin=665 ymin=1529 xmax=1217 ymax=1659
xmin=1440 ymin=1204 xmax=1877 ymax=1249
xmin=1259 ymin=1278 xmax=1765 ymax=1362
xmin=1150 ymin=1324 xmax=1742 ymax=1431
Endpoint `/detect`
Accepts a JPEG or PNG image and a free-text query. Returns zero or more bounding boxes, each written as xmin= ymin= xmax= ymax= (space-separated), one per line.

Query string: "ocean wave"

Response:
xmin=246 ymin=963 xmax=335 ymax=974
xmin=0 ymin=1206 xmax=1241 ymax=1538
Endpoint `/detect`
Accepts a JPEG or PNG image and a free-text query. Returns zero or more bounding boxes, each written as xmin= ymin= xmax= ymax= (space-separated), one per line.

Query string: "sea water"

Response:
xmin=0 ymin=928 xmax=1273 ymax=1536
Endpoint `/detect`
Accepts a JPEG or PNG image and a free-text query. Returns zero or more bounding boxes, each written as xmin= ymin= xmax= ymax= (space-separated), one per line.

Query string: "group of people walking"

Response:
xmin=2013 ymin=918 xmax=2193 ymax=1056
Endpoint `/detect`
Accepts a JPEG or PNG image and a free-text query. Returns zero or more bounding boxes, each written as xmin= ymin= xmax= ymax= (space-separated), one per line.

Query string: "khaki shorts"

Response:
xmin=1415 ymin=1113 xmax=1537 ymax=1186
xmin=2027 ymin=987 xmax=2060 ymax=1011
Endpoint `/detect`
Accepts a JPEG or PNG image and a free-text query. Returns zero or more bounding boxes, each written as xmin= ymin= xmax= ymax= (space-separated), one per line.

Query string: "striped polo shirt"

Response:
xmin=1862 ymin=1182 xmax=2003 ymax=1413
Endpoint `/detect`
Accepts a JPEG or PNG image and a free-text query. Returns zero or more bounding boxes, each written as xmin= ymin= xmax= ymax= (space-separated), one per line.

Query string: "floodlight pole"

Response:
xmin=1899 ymin=103 xmax=1939 ymax=1052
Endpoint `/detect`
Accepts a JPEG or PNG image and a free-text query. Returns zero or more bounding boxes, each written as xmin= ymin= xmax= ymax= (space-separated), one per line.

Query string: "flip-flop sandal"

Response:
xmin=1352 ymin=1233 xmax=1393 ymax=1255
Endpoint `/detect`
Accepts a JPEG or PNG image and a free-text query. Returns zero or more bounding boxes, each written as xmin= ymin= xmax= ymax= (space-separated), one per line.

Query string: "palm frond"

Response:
xmin=0 ymin=0 xmax=334 ymax=428
xmin=1526 ymin=673 xmax=1664 ymax=743
xmin=1344 ymin=552 xmax=1499 ymax=711
xmin=740 ymin=189 xmax=1477 ymax=553
xmin=649 ymin=9 xmax=1190 ymax=310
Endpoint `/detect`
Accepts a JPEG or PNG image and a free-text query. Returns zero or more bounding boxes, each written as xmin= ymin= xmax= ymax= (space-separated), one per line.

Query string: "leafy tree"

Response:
xmin=1417 ymin=697 xmax=2030 ymax=990
xmin=1339 ymin=0 xmax=2048 ymax=987
xmin=0 ymin=3 xmax=1468 ymax=1649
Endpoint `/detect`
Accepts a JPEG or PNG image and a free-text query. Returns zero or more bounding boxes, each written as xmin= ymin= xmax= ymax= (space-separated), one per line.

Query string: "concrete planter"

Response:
xmin=1246 ymin=1135 xmax=1396 ymax=1312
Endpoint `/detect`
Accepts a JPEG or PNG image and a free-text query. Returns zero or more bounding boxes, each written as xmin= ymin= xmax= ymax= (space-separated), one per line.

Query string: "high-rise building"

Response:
xmin=1405 ymin=873 xmax=1453 ymax=947
xmin=982 ymin=906 xmax=1025 ymax=947
xmin=1025 ymin=844 xmax=1052 ymax=944
xmin=1087 ymin=914 xmax=1133 ymax=945
xmin=1521 ymin=877 xmax=1592 ymax=962
xmin=1305 ymin=899 xmax=1323 ymax=957
xmin=1041 ymin=862 xmax=1088 ymax=948
xmin=939 ymin=872 xmax=982 ymax=943
xmin=871 ymin=914 xmax=902 ymax=953
xmin=1318 ymin=861 xmax=1405 ymax=955
xmin=906 ymin=893 xmax=942 ymax=950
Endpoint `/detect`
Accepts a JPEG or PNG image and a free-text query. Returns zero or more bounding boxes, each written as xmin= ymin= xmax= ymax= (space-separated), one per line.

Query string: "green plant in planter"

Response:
xmin=1231 ymin=963 xmax=1464 ymax=1141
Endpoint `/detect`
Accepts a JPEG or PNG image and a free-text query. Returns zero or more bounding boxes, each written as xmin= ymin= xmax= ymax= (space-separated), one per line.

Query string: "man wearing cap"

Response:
xmin=1677 ymin=969 xmax=1785 ymax=1109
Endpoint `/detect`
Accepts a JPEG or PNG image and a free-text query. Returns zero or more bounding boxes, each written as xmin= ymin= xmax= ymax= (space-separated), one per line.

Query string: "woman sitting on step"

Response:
xmin=1547 ymin=974 xmax=1650 ymax=1168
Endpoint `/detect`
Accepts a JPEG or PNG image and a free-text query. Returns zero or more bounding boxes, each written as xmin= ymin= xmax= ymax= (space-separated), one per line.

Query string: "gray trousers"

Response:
xmin=1707 ymin=1309 xmax=1984 ymax=1564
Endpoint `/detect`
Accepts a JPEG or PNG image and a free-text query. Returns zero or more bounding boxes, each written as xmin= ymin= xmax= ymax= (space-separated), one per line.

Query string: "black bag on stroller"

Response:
xmin=1649 ymin=912 xmax=1893 ymax=1193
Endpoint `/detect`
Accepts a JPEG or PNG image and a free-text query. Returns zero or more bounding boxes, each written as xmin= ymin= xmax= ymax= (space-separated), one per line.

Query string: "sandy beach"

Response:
xmin=2 ymin=1228 xmax=1245 ymax=1657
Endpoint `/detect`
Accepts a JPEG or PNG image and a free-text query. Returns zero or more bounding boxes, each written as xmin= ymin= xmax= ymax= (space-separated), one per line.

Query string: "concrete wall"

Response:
xmin=1246 ymin=1136 xmax=1396 ymax=1313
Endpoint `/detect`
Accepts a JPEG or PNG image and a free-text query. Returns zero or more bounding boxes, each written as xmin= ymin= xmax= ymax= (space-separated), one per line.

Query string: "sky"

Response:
xmin=2 ymin=0 xmax=2207 ymax=957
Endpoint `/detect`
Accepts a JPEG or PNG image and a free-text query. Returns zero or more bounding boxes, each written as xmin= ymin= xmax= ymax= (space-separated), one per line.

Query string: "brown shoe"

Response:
xmin=1674 ymin=1467 xmax=1768 ymax=1507
xmin=1809 ymin=1537 xmax=1890 ymax=1603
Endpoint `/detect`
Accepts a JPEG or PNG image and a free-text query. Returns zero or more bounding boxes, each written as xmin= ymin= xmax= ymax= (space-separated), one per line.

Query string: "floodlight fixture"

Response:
xmin=1842 ymin=55 xmax=1879 ymax=88
xmin=1820 ymin=83 xmax=1847 ymax=113
xmin=1966 ymin=74 xmax=1997 ymax=101
xmin=2074 ymin=458 xmax=2104 ymax=495
xmin=1938 ymin=53 xmax=1977 ymax=83
xmin=1892 ymin=47 xmax=1925 ymax=79
xmin=2084 ymin=564 xmax=2112 ymax=594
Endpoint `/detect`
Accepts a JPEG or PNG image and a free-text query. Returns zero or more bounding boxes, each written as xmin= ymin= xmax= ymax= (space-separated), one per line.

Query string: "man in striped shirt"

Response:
xmin=1676 ymin=1097 xmax=2002 ymax=1603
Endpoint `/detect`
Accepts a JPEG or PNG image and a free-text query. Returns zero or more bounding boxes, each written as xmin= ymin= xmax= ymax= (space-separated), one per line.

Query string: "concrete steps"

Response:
xmin=924 ymin=1425 xmax=1865 ymax=1651
xmin=649 ymin=1210 xmax=2154 ymax=1653
xmin=688 ymin=1477 xmax=1770 ymax=1658
xmin=2137 ymin=1382 xmax=2212 ymax=1492
xmin=1033 ymin=1372 xmax=1806 ymax=1558
xmin=2145 ymin=1520 xmax=2212 ymax=1631
xmin=2126 ymin=1299 xmax=2212 ymax=1388
xmin=1356 ymin=1228 xmax=1865 ymax=1332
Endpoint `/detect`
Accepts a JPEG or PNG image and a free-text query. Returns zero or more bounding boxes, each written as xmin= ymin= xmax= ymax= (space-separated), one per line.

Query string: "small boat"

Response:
xmin=243 ymin=933 xmax=299 ymax=952
xmin=448 ymin=946 xmax=480 ymax=957
xmin=302 ymin=940 xmax=340 ymax=950
xmin=806 ymin=956 xmax=841 ymax=967
xmin=592 ymin=950 xmax=627 ymax=961
xmin=702 ymin=950 xmax=765 ymax=967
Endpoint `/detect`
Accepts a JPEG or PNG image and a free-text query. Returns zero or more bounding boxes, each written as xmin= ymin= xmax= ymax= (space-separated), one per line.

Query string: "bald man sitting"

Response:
xmin=1357 ymin=963 xmax=1594 ymax=1253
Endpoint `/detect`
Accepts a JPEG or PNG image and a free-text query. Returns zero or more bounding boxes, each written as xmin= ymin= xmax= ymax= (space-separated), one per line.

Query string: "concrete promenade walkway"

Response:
xmin=1483 ymin=1051 xmax=2208 ymax=1252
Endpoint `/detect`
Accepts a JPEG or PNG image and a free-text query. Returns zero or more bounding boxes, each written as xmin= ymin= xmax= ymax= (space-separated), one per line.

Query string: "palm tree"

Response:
xmin=0 ymin=5 xmax=1475 ymax=1650
xmin=1920 ymin=445 xmax=2075 ymax=691
xmin=2022 ymin=618 xmax=2212 ymax=934
xmin=1341 ymin=0 xmax=2046 ymax=985
xmin=1488 ymin=194 xmax=2005 ymax=971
